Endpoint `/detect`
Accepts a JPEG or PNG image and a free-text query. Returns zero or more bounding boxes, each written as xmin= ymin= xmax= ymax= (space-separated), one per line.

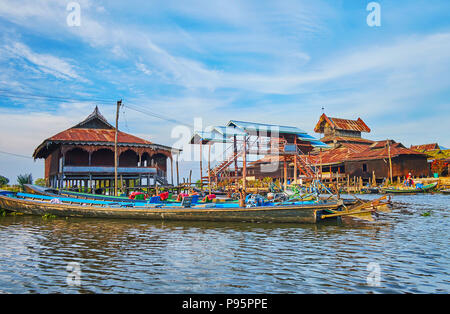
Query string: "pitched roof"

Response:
xmin=410 ymin=143 xmax=440 ymax=151
xmin=319 ymin=135 xmax=374 ymax=145
xmin=227 ymin=120 xmax=307 ymax=135
xmin=72 ymin=105 xmax=113 ymax=129
xmin=311 ymin=140 xmax=426 ymax=165
xmin=314 ymin=114 xmax=371 ymax=133
xmin=33 ymin=106 xmax=180 ymax=159
xmin=46 ymin=128 xmax=153 ymax=145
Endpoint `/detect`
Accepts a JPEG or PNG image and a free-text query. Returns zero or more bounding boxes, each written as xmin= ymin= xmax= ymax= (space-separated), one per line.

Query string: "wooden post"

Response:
xmin=388 ymin=140 xmax=393 ymax=184
xmin=208 ymin=142 xmax=212 ymax=195
xmin=199 ymin=142 xmax=203 ymax=191
xmin=294 ymin=137 xmax=298 ymax=184
xmin=283 ymin=156 xmax=288 ymax=190
xmin=242 ymin=136 xmax=247 ymax=193
xmin=189 ymin=170 xmax=192 ymax=193
xmin=114 ymin=99 xmax=122 ymax=196
xmin=176 ymin=154 xmax=179 ymax=187
xmin=171 ymin=157 xmax=174 ymax=186
xmin=347 ymin=174 xmax=350 ymax=193
xmin=234 ymin=135 xmax=238 ymax=187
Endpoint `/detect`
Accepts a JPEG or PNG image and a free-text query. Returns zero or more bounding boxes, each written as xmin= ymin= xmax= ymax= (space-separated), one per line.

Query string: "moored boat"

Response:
xmin=380 ymin=182 xmax=437 ymax=194
xmin=0 ymin=190 xmax=381 ymax=224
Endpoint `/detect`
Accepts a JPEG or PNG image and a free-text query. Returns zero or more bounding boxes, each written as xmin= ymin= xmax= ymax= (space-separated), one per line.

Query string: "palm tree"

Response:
xmin=17 ymin=173 xmax=33 ymax=192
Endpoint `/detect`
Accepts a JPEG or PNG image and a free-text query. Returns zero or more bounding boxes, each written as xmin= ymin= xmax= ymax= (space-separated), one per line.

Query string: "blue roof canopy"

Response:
xmin=189 ymin=131 xmax=232 ymax=144
xmin=227 ymin=120 xmax=307 ymax=135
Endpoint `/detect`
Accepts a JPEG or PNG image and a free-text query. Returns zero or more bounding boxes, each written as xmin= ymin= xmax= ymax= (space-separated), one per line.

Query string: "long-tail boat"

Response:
xmin=380 ymin=182 xmax=437 ymax=194
xmin=24 ymin=184 xmax=235 ymax=205
xmin=0 ymin=190 xmax=389 ymax=224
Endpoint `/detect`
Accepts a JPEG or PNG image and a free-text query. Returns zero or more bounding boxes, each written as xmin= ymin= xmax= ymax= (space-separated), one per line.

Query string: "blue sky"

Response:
xmin=0 ymin=0 xmax=449 ymax=183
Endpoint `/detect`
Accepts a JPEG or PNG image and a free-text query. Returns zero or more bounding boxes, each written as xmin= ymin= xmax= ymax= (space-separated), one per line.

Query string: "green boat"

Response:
xmin=380 ymin=182 xmax=437 ymax=194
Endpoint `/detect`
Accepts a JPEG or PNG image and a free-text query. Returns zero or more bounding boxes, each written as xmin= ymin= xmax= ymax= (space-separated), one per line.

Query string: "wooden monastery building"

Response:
xmin=33 ymin=106 xmax=180 ymax=193
xmin=312 ymin=114 xmax=429 ymax=181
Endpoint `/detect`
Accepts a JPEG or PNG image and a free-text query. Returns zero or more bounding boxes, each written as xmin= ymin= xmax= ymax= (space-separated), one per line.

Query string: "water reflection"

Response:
xmin=0 ymin=194 xmax=449 ymax=293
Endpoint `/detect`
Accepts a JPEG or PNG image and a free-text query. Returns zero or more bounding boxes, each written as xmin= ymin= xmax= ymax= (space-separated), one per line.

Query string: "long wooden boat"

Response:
xmin=380 ymin=182 xmax=437 ymax=194
xmin=0 ymin=190 xmax=371 ymax=224
xmin=25 ymin=184 xmax=238 ymax=205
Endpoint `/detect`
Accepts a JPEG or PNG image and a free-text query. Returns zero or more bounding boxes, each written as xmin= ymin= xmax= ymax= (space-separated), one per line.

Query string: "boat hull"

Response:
xmin=0 ymin=194 xmax=343 ymax=224
xmin=381 ymin=182 xmax=437 ymax=194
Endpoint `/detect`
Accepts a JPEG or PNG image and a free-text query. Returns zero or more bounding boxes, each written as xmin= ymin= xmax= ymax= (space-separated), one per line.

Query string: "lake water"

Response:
xmin=0 ymin=194 xmax=449 ymax=294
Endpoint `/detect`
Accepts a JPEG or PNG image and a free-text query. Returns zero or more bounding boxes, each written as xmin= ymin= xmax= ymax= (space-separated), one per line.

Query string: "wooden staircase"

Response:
xmin=201 ymin=137 xmax=260 ymax=186
xmin=294 ymin=152 xmax=317 ymax=179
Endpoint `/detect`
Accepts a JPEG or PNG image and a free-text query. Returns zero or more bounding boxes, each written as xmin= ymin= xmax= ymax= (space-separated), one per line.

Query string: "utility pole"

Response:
xmin=114 ymin=99 xmax=122 ymax=196
xmin=387 ymin=140 xmax=393 ymax=184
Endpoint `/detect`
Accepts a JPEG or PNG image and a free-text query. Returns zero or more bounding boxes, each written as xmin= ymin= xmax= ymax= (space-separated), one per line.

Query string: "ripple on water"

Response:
xmin=0 ymin=194 xmax=449 ymax=293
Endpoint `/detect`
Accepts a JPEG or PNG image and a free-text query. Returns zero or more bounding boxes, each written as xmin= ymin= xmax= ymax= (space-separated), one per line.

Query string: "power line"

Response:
xmin=0 ymin=150 xmax=33 ymax=159
xmin=124 ymin=103 xmax=194 ymax=129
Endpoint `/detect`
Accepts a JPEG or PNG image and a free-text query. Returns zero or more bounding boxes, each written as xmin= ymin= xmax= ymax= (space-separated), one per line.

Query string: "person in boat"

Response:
xmin=405 ymin=172 xmax=414 ymax=187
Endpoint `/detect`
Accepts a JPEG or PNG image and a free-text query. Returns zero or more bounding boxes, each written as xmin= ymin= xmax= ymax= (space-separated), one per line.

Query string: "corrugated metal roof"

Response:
xmin=48 ymin=128 xmax=153 ymax=145
xmin=189 ymin=131 xmax=232 ymax=144
xmin=227 ymin=120 xmax=307 ymax=135
xmin=314 ymin=114 xmax=371 ymax=133
xmin=320 ymin=135 xmax=374 ymax=145
xmin=33 ymin=106 xmax=180 ymax=159
xmin=312 ymin=140 xmax=426 ymax=165
xmin=410 ymin=143 xmax=440 ymax=151
xmin=213 ymin=126 xmax=247 ymax=137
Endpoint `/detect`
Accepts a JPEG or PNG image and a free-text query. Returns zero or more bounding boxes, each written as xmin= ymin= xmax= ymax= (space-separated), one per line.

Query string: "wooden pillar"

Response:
xmin=242 ymin=136 xmax=247 ymax=193
xmin=114 ymin=100 xmax=122 ymax=196
xmin=294 ymin=137 xmax=298 ymax=184
xmin=208 ymin=142 xmax=212 ymax=195
xmin=388 ymin=141 xmax=393 ymax=184
xmin=283 ymin=156 xmax=288 ymax=190
xmin=199 ymin=143 xmax=203 ymax=191
xmin=233 ymin=135 xmax=238 ymax=187
xmin=171 ymin=157 xmax=174 ymax=186
xmin=176 ymin=154 xmax=179 ymax=187
xmin=189 ymin=170 xmax=192 ymax=193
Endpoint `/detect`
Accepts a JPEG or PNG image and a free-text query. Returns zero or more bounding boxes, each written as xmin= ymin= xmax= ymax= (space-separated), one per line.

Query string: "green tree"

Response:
xmin=0 ymin=175 xmax=9 ymax=187
xmin=17 ymin=173 xmax=33 ymax=191
xmin=34 ymin=178 xmax=47 ymax=187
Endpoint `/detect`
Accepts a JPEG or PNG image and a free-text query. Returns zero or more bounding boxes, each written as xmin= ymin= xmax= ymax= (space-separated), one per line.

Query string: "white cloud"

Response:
xmin=3 ymin=41 xmax=84 ymax=81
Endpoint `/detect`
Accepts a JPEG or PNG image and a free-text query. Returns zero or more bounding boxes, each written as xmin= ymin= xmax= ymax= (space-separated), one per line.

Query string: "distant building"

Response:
xmin=410 ymin=143 xmax=450 ymax=176
xmin=312 ymin=115 xmax=429 ymax=180
xmin=314 ymin=113 xmax=373 ymax=150
xmin=410 ymin=143 xmax=440 ymax=152
xmin=33 ymin=106 xmax=180 ymax=193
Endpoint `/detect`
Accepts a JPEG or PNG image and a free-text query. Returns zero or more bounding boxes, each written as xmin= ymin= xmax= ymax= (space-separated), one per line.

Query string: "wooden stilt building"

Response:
xmin=33 ymin=106 xmax=181 ymax=194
